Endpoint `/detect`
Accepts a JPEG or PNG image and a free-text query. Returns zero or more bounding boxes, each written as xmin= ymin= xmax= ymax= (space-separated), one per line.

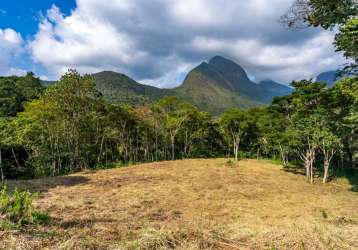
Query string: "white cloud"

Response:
xmin=28 ymin=0 xmax=347 ymax=86
xmin=192 ymin=31 xmax=345 ymax=83
xmin=0 ymin=28 xmax=26 ymax=76
xmin=30 ymin=5 xmax=147 ymax=78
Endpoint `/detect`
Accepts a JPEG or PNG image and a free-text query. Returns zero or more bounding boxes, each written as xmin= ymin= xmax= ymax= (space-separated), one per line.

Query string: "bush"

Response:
xmin=224 ymin=159 xmax=237 ymax=168
xmin=0 ymin=185 xmax=36 ymax=225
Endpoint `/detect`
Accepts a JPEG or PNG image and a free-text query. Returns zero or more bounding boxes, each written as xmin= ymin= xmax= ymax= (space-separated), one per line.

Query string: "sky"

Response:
xmin=0 ymin=0 xmax=347 ymax=87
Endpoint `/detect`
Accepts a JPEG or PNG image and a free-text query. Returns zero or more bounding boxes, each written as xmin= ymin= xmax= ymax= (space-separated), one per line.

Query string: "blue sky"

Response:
xmin=0 ymin=0 xmax=346 ymax=87
xmin=0 ymin=1 xmax=75 ymax=37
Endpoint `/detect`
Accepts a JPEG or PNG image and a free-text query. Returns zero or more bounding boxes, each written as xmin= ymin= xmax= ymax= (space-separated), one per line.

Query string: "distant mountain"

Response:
xmin=258 ymin=80 xmax=292 ymax=96
xmin=316 ymin=70 xmax=340 ymax=87
xmin=41 ymin=56 xmax=294 ymax=114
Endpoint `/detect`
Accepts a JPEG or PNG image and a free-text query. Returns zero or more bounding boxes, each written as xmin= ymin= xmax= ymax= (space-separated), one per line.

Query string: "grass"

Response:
xmin=1 ymin=159 xmax=358 ymax=249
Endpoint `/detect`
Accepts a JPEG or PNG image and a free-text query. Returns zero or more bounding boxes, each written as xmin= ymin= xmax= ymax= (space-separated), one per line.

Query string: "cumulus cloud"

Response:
xmin=29 ymin=0 xmax=347 ymax=86
xmin=0 ymin=28 xmax=26 ymax=76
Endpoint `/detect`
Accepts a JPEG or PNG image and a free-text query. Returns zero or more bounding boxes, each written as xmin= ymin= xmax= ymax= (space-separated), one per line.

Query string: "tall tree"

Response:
xmin=154 ymin=97 xmax=192 ymax=160
xmin=220 ymin=109 xmax=251 ymax=161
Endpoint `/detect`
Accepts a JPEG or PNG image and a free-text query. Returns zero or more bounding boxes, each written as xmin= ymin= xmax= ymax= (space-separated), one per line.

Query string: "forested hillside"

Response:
xmin=93 ymin=71 xmax=173 ymax=105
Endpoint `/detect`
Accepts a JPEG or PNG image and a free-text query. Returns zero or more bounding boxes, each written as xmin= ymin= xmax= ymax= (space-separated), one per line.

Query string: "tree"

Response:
xmin=281 ymin=0 xmax=358 ymax=29
xmin=254 ymin=108 xmax=290 ymax=163
xmin=290 ymin=116 xmax=321 ymax=183
xmin=331 ymin=77 xmax=358 ymax=169
xmin=0 ymin=73 xmax=44 ymax=117
xmin=154 ymin=97 xmax=191 ymax=160
xmin=220 ymin=109 xmax=251 ymax=161
xmin=318 ymin=128 xmax=341 ymax=183
xmin=335 ymin=18 xmax=358 ymax=73
xmin=13 ymin=70 xmax=107 ymax=176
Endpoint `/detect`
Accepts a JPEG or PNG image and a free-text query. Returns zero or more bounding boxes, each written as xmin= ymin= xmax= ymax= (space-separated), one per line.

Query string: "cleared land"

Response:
xmin=2 ymin=159 xmax=358 ymax=249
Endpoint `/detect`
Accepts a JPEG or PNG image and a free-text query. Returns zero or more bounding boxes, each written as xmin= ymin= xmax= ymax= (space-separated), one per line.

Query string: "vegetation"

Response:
xmin=0 ymin=185 xmax=49 ymax=227
xmin=0 ymin=68 xmax=356 ymax=185
xmin=92 ymin=71 xmax=173 ymax=105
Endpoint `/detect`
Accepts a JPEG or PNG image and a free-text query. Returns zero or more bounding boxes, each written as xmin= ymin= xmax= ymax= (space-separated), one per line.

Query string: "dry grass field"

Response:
xmin=2 ymin=159 xmax=358 ymax=250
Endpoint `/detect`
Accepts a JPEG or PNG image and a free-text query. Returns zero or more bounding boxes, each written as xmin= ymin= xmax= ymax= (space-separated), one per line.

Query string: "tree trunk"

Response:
xmin=12 ymin=148 xmax=21 ymax=170
xmin=171 ymin=135 xmax=175 ymax=160
xmin=279 ymin=145 xmax=288 ymax=168
xmin=234 ymin=137 xmax=240 ymax=161
xmin=310 ymin=159 xmax=314 ymax=184
xmin=234 ymin=145 xmax=238 ymax=161
xmin=97 ymin=133 xmax=105 ymax=165
xmin=323 ymin=159 xmax=330 ymax=183
xmin=0 ymin=148 xmax=4 ymax=182
xmin=304 ymin=151 xmax=311 ymax=181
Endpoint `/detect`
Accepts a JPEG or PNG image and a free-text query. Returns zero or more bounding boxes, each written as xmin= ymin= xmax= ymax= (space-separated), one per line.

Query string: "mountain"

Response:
xmin=176 ymin=56 xmax=293 ymax=111
xmin=316 ymin=70 xmax=340 ymax=87
xmin=41 ymin=56 xmax=294 ymax=114
xmin=174 ymin=62 xmax=260 ymax=114
xmin=258 ymin=80 xmax=292 ymax=96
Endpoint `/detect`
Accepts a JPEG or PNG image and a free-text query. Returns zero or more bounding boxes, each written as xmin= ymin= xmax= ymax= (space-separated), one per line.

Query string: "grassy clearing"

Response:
xmin=1 ymin=159 xmax=358 ymax=249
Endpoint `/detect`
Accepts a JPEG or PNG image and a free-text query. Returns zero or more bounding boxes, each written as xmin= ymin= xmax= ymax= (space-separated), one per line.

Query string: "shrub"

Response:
xmin=223 ymin=159 xmax=238 ymax=168
xmin=0 ymin=185 xmax=36 ymax=225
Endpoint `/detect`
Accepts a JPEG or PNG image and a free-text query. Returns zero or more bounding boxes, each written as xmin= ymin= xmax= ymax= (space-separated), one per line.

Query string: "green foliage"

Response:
xmin=0 ymin=185 xmax=34 ymax=225
xmin=335 ymin=18 xmax=358 ymax=60
xmin=219 ymin=109 xmax=252 ymax=160
xmin=335 ymin=18 xmax=358 ymax=73
xmin=307 ymin=0 xmax=357 ymax=29
xmin=0 ymin=73 xmax=44 ymax=117
xmin=31 ymin=211 xmax=52 ymax=225
xmin=92 ymin=71 xmax=173 ymax=105
xmin=283 ymin=0 xmax=357 ymax=29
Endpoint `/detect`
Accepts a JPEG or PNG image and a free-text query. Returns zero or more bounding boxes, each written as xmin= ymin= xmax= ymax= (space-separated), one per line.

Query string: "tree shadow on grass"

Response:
xmin=282 ymin=165 xmax=358 ymax=192
xmin=6 ymin=175 xmax=90 ymax=193
xmin=281 ymin=166 xmax=306 ymax=176
xmin=334 ymin=169 xmax=358 ymax=192
xmin=56 ymin=217 xmax=117 ymax=229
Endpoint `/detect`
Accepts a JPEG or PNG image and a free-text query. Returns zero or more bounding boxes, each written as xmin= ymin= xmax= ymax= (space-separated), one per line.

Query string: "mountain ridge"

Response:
xmin=40 ymin=56 xmax=297 ymax=114
xmin=179 ymin=56 xmax=292 ymax=105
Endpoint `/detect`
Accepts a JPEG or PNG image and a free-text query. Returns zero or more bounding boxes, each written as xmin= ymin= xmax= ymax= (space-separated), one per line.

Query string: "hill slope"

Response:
xmin=175 ymin=56 xmax=292 ymax=112
xmin=93 ymin=71 xmax=173 ymax=105
xmin=174 ymin=62 xmax=260 ymax=114
xmin=6 ymin=159 xmax=358 ymax=249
